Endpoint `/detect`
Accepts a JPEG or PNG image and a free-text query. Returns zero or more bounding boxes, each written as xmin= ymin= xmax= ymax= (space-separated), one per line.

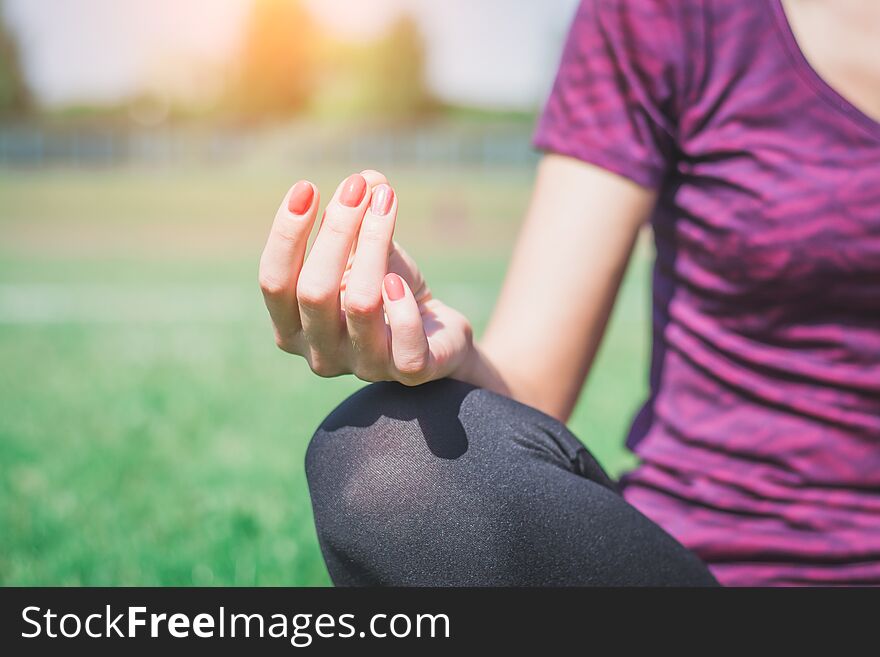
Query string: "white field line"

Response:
xmin=0 ymin=283 xmax=258 ymax=324
xmin=0 ymin=283 xmax=494 ymax=324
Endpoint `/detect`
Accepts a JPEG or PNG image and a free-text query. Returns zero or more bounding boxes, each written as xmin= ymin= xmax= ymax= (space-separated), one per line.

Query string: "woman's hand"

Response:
xmin=259 ymin=170 xmax=474 ymax=386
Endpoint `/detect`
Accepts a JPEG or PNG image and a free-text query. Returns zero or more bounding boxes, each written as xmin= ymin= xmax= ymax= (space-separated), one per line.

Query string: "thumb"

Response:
xmin=388 ymin=241 xmax=430 ymax=303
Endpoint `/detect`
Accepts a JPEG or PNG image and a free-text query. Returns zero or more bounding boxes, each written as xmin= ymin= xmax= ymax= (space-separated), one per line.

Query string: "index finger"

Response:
xmin=258 ymin=180 xmax=320 ymax=347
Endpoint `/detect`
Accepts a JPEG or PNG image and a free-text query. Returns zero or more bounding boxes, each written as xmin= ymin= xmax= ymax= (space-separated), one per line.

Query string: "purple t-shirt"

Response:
xmin=534 ymin=0 xmax=880 ymax=585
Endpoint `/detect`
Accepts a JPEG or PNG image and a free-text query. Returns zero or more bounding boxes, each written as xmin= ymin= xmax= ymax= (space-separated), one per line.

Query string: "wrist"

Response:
xmin=449 ymin=338 xmax=479 ymax=385
xmin=450 ymin=341 xmax=511 ymax=397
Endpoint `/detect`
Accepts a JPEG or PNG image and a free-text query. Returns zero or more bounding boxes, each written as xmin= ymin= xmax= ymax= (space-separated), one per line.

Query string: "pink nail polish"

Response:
xmin=370 ymin=184 xmax=394 ymax=216
xmin=339 ymin=174 xmax=367 ymax=207
xmin=384 ymin=273 xmax=405 ymax=301
xmin=287 ymin=181 xmax=314 ymax=215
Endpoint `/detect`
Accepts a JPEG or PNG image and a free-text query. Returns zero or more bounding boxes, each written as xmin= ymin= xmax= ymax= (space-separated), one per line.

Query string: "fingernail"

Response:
xmin=287 ymin=180 xmax=314 ymax=215
xmin=384 ymin=273 xmax=405 ymax=301
xmin=339 ymin=174 xmax=367 ymax=207
xmin=370 ymin=184 xmax=394 ymax=216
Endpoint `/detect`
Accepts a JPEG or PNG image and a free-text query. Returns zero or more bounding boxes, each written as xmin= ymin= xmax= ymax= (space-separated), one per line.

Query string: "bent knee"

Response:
xmin=306 ymin=378 xmax=477 ymax=465
xmin=305 ymin=380 xmax=476 ymax=507
xmin=305 ymin=381 xmax=483 ymax=584
xmin=304 ymin=378 xmax=596 ymax=513
xmin=306 ymin=379 xmax=476 ymax=476
xmin=302 ymin=380 xmax=613 ymax=585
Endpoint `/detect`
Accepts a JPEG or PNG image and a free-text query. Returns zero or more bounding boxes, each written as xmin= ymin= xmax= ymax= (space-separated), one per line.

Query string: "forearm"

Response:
xmin=450 ymin=155 xmax=655 ymax=422
xmin=452 ymin=308 xmax=614 ymax=423
xmin=450 ymin=341 xmax=573 ymax=420
xmin=450 ymin=341 xmax=512 ymax=400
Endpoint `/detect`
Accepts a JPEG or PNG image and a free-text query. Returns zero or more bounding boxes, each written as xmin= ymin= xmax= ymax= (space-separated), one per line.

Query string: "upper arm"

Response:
xmin=480 ymin=154 xmax=655 ymax=421
xmin=478 ymin=0 xmax=697 ymax=419
xmin=534 ymin=0 xmax=697 ymax=188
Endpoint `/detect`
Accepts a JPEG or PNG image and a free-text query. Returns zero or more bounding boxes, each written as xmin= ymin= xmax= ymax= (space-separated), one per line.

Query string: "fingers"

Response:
xmin=344 ymin=184 xmax=397 ymax=377
xmin=297 ymin=173 xmax=369 ymax=363
xmin=262 ymin=169 xmax=405 ymax=384
xmin=259 ymin=180 xmax=319 ymax=350
xmin=382 ymin=273 xmax=432 ymax=384
xmin=359 ymin=169 xmax=387 ymax=188
xmin=345 ymin=169 xmax=388 ymax=261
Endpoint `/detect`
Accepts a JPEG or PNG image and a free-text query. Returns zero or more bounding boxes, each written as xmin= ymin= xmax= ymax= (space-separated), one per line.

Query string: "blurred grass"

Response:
xmin=0 ymin=164 xmax=648 ymax=585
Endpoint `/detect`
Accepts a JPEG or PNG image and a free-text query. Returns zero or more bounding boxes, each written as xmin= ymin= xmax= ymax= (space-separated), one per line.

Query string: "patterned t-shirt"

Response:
xmin=534 ymin=0 xmax=880 ymax=585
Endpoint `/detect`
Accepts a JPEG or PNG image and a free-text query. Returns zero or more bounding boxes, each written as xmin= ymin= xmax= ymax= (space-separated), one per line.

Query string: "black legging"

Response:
xmin=305 ymin=379 xmax=718 ymax=586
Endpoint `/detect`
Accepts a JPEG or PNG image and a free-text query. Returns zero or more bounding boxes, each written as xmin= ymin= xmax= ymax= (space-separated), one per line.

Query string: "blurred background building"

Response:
xmin=0 ymin=0 xmax=580 ymax=168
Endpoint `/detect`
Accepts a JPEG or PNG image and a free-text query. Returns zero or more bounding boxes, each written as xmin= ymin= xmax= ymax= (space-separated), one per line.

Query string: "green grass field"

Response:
xmin=0 ymin=164 xmax=650 ymax=585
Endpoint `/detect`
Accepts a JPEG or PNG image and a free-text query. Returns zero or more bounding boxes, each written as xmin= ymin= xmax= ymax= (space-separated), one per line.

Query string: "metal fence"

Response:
xmin=0 ymin=124 xmax=541 ymax=169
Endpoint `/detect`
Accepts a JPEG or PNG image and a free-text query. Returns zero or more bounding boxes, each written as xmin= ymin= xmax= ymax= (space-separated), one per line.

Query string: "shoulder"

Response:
xmin=566 ymin=0 xmax=710 ymax=118
xmin=568 ymin=0 xmax=709 ymax=73
xmin=575 ymin=0 xmax=708 ymax=30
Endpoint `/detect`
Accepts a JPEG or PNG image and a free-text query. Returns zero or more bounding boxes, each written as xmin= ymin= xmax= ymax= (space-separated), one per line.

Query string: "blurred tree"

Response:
xmin=359 ymin=14 xmax=433 ymax=117
xmin=310 ymin=13 xmax=434 ymax=120
xmin=231 ymin=0 xmax=316 ymax=118
xmin=0 ymin=1 xmax=32 ymax=116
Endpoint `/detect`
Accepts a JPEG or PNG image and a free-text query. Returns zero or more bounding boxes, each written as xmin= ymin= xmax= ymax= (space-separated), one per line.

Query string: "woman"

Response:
xmin=259 ymin=0 xmax=880 ymax=586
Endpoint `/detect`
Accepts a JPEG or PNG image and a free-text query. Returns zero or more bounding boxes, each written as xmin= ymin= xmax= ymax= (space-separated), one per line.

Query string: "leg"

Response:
xmin=306 ymin=379 xmax=717 ymax=586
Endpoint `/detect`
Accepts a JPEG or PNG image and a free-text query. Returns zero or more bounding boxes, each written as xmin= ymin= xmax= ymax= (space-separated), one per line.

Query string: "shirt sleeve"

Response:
xmin=534 ymin=0 xmax=695 ymax=188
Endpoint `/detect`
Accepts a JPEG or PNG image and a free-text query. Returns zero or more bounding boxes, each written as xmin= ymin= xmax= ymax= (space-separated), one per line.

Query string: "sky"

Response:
xmin=3 ymin=0 xmax=580 ymax=110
